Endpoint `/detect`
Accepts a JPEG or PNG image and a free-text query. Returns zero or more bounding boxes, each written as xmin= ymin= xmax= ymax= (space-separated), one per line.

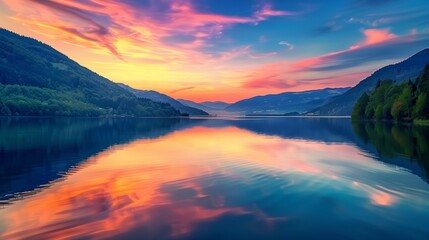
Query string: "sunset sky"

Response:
xmin=1 ymin=0 xmax=429 ymax=102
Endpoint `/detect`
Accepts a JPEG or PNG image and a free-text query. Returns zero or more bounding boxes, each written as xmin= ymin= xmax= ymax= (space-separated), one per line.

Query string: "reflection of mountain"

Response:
xmin=352 ymin=122 xmax=429 ymax=181
xmin=231 ymin=117 xmax=357 ymax=143
xmin=0 ymin=117 xmax=204 ymax=200
xmin=185 ymin=117 xmax=358 ymax=144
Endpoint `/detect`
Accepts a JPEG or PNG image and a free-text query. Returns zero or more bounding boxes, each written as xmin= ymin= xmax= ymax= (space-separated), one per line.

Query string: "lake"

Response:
xmin=0 ymin=117 xmax=429 ymax=239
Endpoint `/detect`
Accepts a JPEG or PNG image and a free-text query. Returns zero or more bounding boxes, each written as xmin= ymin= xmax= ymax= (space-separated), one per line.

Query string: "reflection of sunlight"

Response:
xmin=351 ymin=181 xmax=397 ymax=207
xmin=0 ymin=126 xmax=416 ymax=239
xmin=371 ymin=191 xmax=395 ymax=206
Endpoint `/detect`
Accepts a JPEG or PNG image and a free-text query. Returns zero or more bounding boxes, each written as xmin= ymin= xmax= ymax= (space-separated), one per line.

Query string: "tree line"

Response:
xmin=0 ymin=84 xmax=181 ymax=117
xmin=352 ymin=65 xmax=429 ymax=121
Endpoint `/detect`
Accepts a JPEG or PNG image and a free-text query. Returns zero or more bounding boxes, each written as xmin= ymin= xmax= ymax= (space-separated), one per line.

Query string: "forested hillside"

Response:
xmin=310 ymin=49 xmax=429 ymax=116
xmin=0 ymin=28 xmax=180 ymax=117
xmin=352 ymin=65 xmax=429 ymax=121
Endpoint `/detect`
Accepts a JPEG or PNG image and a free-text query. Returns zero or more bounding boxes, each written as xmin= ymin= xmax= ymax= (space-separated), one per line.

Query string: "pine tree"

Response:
xmin=413 ymin=93 xmax=428 ymax=119
xmin=414 ymin=65 xmax=429 ymax=119
xmin=352 ymin=92 xmax=369 ymax=120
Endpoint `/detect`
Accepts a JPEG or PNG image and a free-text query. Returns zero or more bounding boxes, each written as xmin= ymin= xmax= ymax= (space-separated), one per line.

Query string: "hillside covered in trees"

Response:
xmin=352 ymin=65 xmax=429 ymax=122
xmin=0 ymin=28 xmax=180 ymax=117
xmin=309 ymin=49 xmax=429 ymax=116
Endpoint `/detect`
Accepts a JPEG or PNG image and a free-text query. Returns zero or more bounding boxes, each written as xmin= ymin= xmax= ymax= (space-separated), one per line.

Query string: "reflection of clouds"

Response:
xmin=371 ymin=191 xmax=395 ymax=206
xmin=1 ymin=126 xmax=429 ymax=239
xmin=321 ymin=158 xmax=429 ymax=206
xmin=351 ymin=181 xmax=396 ymax=206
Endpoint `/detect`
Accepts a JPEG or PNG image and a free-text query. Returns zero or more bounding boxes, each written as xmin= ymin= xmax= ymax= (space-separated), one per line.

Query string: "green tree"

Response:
xmin=353 ymin=65 xmax=429 ymax=122
xmin=374 ymin=105 xmax=383 ymax=120
xmin=391 ymin=83 xmax=413 ymax=120
xmin=352 ymin=92 xmax=369 ymax=120
xmin=413 ymin=93 xmax=428 ymax=119
xmin=416 ymin=65 xmax=429 ymax=94
xmin=414 ymin=65 xmax=429 ymax=119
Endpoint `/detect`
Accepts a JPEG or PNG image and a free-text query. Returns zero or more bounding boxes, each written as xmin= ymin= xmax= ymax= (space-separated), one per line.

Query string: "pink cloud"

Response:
xmin=363 ymin=28 xmax=397 ymax=44
xmin=241 ymin=69 xmax=371 ymax=90
xmin=3 ymin=0 xmax=293 ymax=63
xmin=238 ymin=28 xmax=423 ymax=91
xmin=350 ymin=28 xmax=397 ymax=49
xmin=255 ymin=4 xmax=295 ymax=21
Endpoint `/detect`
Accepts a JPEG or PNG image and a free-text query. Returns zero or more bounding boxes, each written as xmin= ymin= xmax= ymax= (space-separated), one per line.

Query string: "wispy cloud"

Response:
xmin=3 ymin=0 xmax=428 ymax=102
xmin=279 ymin=41 xmax=294 ymax=50
xmin=240 ymin=29 xmax=429 ymax=90
xmin=169 ymin=86 xmax=195 ymax=94
xmin=348 ymin=17 xmax=389 ymax=27
xmin=255 ymin=4 xmax=296 ymax=21
xmin=3 ymin=0 xmax=294 ymax=62
xmin=350 ymin=28 xmax=396 ymax=48
xmin=241 ymin=71 xmax=371 ymax=89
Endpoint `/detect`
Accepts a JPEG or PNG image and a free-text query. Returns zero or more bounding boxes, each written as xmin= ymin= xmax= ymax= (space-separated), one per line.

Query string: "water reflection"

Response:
xmin=0 ymin=117 xmax=200 ymax=201
xmin=352 ymin=122 xmax=429 ymax=181
xmin=0 ymin=117 xmax=429 ymax=239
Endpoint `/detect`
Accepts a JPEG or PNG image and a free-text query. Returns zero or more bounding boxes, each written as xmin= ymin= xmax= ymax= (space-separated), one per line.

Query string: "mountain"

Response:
xmin=177 ymin=99 xmax=215 ymax=113
xmin=351 ymin=65 xmax=429 ymax=121
xmin=0 ymin=28 xmax=180 ymax=117
xmin=177 ymin=99 xmax=231 ymax=113
xmin=200 ymin=101 xmax=230 ymax=110
xmin=224 ymin=87 xmax=351 ymax=114
xmin=118 ymin=83 xmax=208 ymax=115
xmin=309 ymin=49 xmax=429 ymax=116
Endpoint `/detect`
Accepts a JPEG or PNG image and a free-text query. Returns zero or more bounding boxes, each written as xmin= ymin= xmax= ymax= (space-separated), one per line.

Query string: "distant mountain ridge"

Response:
xmin=118 ymin=83 xmax=208 ymax=115
xmin=309 ymin=48 xmax=429 ymax=116
xmin=225 ymin=87 xmax=351 ymax=114
xmin=200 ymin=101 xmax=230 ymax=110
xmin=177 ymin=99 xmax=230 ymax=113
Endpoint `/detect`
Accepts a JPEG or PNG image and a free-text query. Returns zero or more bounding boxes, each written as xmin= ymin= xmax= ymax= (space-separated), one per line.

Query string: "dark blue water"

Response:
xmin=0 ymin=117 xmax=428 ymax=239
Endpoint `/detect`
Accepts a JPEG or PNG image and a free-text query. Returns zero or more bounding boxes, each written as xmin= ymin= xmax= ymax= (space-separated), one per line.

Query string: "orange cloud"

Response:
xmin=3 ymin=0 xmax=289 ymax=63
xmin=3 ymin=0 xmax=426 ymax=102
xmin=371 ymin=191 xmax=395 ymax=206
xmin=350 ymin=28 xmax=397 ymax=49
xmin=1 ymin=0 xmax=302 ymax=102
xmin=363 ymin=28 xmax=397 ymax=45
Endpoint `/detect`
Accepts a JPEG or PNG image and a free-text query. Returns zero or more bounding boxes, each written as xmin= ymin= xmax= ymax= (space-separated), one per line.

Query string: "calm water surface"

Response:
xmin=0 ymin=117 xmax=429 ymax=239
